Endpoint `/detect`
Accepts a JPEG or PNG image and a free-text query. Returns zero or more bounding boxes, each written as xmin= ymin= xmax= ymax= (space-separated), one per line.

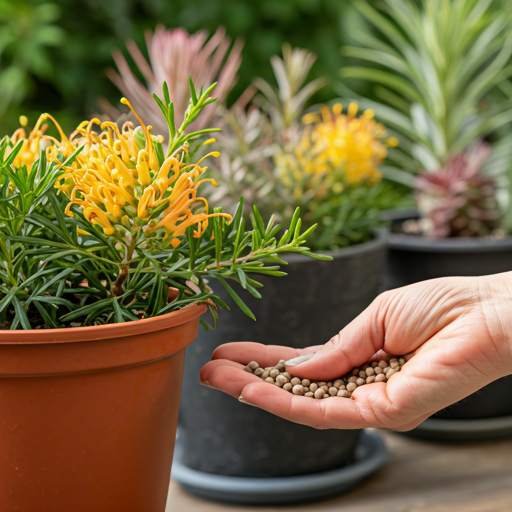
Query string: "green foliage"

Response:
xmin=303 ymin=182 xmax=407 ymax=249
xmin=152 ymin=81 xmax=220 ymax=157
xmin=338 ymin=0 xmax=512 ymax=187
xmin=206 ymin=46 xmax=410 ymax=251
xmin=0 ymin=82 xmax=325 ymax=330
xmin=0 ymin=0 xmax=356 ymax=133
xmin=0 ymin=0 xmax=65 ymax=118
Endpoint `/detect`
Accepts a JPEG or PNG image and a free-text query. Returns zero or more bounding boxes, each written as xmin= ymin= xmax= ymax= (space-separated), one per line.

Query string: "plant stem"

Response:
xmin=112 ymin=235 xmax=136 ymax=297
xmin=0 ymin=239 xmax=18 ymax=287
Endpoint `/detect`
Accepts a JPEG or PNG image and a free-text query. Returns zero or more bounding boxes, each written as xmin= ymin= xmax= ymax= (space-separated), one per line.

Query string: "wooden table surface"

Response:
xmin=166 ymin=431 xmax=512 ymax=512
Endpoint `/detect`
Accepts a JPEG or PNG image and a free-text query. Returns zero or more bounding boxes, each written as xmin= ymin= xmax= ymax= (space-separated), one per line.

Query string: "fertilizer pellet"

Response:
xmin=292 ymin=385 xmax=305 ymax=395
xmin=314 ymin=388 xmax=325 ymax=399
xmin=346 ymin=382 xmax=357 ymax=392
xmin=275 ymin=374 xmax=288 ymax=387
xmin=244 ymin=356 xmax=406 ymax=399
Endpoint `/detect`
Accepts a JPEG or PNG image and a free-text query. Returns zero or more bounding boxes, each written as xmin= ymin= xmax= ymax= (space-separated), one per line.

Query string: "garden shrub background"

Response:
xmin=0 ymin=0 xmax=367 ymax=133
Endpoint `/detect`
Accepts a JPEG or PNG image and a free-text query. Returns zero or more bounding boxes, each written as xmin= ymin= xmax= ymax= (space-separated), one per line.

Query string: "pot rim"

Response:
xmin=388 ymin=233 xmax=512 ymax=253
xmin=283 ymin=229 xmax=387 ymax=264
xmin=382 ymin=209 xmax=512 ymax=253
xmin=0 ymin=302 xmax=207 ymax=344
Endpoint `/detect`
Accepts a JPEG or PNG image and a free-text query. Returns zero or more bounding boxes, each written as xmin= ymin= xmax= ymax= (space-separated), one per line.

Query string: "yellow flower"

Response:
xmin=276 ymin=102 xmax=396 ymax=200
xmin=8 ymin=114 xmax=73 ymax=171
xmin=56 ymin=99 xmax=231 ymax=246
xmin=307 ymin=102 xmax=393 ymax=184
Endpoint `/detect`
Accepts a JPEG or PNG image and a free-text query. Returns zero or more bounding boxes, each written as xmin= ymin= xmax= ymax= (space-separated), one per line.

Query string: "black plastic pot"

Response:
xmin=384 ymin=209 xmax=512 ymax=290
xmin=177 ymin=233 xmax=387 ymax=481
xmin=384 ymin=210 xmax=512 ymax=426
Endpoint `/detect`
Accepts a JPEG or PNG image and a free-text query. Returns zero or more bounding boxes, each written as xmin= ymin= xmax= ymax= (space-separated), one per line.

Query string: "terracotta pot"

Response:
xmin=0 ymin=303 xmax=206 ymax=512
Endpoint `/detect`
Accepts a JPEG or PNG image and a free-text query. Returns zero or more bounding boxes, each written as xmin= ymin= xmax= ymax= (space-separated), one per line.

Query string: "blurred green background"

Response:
xmin=0 ymin=0 xmax=365 ymax=133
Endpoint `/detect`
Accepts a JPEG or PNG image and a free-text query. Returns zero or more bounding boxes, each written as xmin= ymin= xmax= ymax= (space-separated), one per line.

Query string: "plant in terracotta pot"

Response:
xmin=339 ymin=0 xmax=512 ymax=439
xmin=172 ymin=46 xmax=404 ymax=504
xmin=0 ymin=82 xmax=322 ymax=512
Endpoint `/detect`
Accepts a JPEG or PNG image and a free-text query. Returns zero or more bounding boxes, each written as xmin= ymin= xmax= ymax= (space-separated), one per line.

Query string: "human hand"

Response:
xmin=200 ymin=273 xmax=512 ymax=431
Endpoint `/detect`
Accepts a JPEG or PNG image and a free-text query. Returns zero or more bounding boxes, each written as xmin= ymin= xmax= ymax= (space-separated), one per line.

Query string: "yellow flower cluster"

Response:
xmin=301 ymin=102 xmax=398 ymax=184
xmin=55 ymin=100 xmax=231 ymax=246
xmin=7 ymin=114 xmax=74 ymax=171
xmin=8 ymin=103 xmax=230 ymax=247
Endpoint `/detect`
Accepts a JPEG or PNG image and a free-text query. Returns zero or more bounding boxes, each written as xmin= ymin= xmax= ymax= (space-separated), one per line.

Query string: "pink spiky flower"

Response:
xmin=415 ymin=142 xmax=500 ymax=238
xmin=106 ymin=26 xmax=243 ymax=137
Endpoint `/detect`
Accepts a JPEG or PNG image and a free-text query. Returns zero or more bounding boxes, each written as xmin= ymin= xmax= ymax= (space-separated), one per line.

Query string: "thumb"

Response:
xmin=284 ymin=293 xmax=387 ymax=380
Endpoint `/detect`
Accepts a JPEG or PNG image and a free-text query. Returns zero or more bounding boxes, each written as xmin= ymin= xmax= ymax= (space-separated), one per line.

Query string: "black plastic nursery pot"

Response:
xmin=384 ymin=209 xmax=512 ymax=290
xmin=384 ymin=209 xmax=512 ymax=440
xmin=173 ymin=233 xmax=388 ymax=503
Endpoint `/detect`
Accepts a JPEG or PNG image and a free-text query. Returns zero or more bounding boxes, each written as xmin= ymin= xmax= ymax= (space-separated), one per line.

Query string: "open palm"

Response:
xmin=201 ymin=273 xmax=512 ymax=430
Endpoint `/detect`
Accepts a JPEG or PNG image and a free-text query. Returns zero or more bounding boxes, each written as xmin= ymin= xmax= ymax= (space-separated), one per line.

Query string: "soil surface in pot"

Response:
xmin=178 ymin=235 xmax=387 ymax=478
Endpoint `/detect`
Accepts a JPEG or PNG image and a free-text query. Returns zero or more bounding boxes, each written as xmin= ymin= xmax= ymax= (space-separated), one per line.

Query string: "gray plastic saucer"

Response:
xmin=402 ymin=415 xmax=512 ymax=442
xmin=171 ymin=431 xmax=388 ymax=504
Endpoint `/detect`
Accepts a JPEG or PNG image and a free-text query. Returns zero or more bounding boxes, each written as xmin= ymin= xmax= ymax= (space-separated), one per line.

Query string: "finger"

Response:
xmin=206 ymin=364 xmax=265 ymax=398
xmin=212 ymin=342 xmax=321 ymax=367
xmin=200 ymin=359 xmax=244 ymax=383
xmin=284 ymin=296 xmax=386 ymax=380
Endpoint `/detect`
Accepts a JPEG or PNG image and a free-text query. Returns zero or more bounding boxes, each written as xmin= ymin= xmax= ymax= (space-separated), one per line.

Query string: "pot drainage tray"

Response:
xmin=402 ymin=415 xmax=512 ymax=442
xmin=171 ymin=431 xmax=388 ymax=504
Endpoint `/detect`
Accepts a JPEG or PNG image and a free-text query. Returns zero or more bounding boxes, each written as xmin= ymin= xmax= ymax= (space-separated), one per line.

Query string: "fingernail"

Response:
xmin=285 ymin=353 xmax=315 ymax=366
xmin=200 ymin=380 xmax=213 ymax=388
xmin=239 ymin=394 xmax=259 ymax=408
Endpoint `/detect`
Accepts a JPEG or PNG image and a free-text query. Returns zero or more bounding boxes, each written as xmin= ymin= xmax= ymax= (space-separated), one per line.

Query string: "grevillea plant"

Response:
xmin=0 ymin=82 xmax=325 ymax=330
xmin=208 ymin=56 xmax=403 ymax=250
